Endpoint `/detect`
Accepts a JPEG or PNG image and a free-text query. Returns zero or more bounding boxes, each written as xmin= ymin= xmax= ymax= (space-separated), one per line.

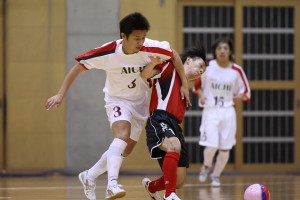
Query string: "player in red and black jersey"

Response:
xmin=141 ymin=44 xmax=207 ymax=200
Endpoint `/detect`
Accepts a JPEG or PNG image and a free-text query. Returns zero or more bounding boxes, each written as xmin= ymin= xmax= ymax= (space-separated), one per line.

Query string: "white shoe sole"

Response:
xmin=105 ymin=191 xmax=126 ymax=200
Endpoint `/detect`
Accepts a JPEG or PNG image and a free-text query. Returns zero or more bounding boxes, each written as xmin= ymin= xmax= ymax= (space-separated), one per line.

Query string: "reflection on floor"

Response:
xmin=0 ymin=173 xmax=299 ymax=199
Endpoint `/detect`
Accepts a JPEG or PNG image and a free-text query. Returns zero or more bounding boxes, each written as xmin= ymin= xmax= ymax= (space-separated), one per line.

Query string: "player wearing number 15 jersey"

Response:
xmin=193 ymin=37 xmax=250 ymax=187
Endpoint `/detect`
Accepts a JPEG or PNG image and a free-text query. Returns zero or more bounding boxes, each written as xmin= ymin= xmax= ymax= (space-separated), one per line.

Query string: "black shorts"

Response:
xmin=145 ymin=109 xmax=189 ymax=168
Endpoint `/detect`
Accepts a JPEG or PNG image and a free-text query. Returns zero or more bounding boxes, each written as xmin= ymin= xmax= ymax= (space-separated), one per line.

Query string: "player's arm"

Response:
xmin=196 ymin=89 xmax=206 ymax=105
xmin=193 ymin=77 xmax=206 ymax=105
xmin=170 ymin=49 xmax=191 ymax=107
xmin=45 ymin=63 xmax=86 ymax=110
xmin=234 ymin=67 xmax=251 ymax=103
xmin=233 ymin=93 xmax=248 ymax=104
xmin=140 ymin=56 xmax=162 ymax=79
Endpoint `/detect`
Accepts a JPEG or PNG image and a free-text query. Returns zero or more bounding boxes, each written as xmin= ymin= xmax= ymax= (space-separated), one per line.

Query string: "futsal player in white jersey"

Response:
xmin=193 ymin=37 xmax=251 ymax=187
xmin=45 ymin=12 xmax=190 ymax=200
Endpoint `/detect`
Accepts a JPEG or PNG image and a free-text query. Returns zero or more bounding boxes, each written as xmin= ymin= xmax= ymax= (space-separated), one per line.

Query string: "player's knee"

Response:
xmin=112 ymin=121 xmax=131 ymax=140
xmin=115 ymin=132 xmax=130 ymax=141
xmin=166 ymin=137 xmax=181 ymax=153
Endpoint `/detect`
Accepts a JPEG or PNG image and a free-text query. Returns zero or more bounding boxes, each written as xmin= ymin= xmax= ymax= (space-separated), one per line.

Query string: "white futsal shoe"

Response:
xmin=163 ymin=192 xmax=181 ymax=200
xmin=210 ymin=175 xmax=221 ymax=187
xmin=198 ymin=166 xmax=210 ymax=182
xmin=105 ymin=184 xmax=126 ymax=199
xmin=78 ymin=170 xmax=96 ymax=200
xmin=142 ymin=178 xmax=162 ymax=200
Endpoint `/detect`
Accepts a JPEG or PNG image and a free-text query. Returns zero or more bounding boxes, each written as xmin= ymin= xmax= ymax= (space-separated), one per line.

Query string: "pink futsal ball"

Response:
xmin=244 ymin=183 xmax=271 ymax=200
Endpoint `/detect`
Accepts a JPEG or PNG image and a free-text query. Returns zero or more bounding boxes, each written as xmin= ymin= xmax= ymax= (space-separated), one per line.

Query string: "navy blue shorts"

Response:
xmin=145 ymin=110 xmax=189 ymax=168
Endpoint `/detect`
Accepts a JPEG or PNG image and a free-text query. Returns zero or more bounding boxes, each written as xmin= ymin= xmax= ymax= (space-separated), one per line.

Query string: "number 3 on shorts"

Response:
xmin=113 ymin=106 xmax=122 ymax=117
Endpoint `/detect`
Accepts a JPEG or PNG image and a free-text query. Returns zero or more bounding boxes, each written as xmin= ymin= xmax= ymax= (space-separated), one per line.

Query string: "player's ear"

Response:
xmin=120 ymin=33 xmax=126 ymax=39
xmin=185 ymin=56 xmax=191 ymax=65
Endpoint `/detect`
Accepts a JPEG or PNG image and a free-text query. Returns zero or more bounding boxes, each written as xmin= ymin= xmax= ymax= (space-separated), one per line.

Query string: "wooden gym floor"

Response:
xmin=0 ymin=172 xmax=299 ymax=199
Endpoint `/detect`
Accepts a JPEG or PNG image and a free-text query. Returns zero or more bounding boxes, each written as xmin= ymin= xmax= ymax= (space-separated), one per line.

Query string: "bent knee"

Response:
xmin=163 ymin=137 xmax=181 ymax=153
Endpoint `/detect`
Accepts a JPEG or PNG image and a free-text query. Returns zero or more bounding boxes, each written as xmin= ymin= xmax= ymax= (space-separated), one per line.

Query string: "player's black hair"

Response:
xmin=119 ymin=12 xmax=150 ymax=38
xmin=212 ymin=37 xmax=234 ymax=61
xmin=181 ymin=42 xmax=207 ymax=64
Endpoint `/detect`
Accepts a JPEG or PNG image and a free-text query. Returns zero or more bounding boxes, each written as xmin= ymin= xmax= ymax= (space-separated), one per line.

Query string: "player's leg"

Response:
xmin=198 ymin=108 xmax=219 ymax=183
xmin=80 ymin=139 xmax=136 ymax=200
xmin=105 ymin=120 xmax=130 ymax=199
xmin=199 ymin=146 xmax=218 ymax=180
xmin=142 ymin=111 xmax=181 ymax=199
xmin=142 ymin=176 xmax=164 ymax=200
xmin=104 ymin=102 xmax=132 ymax=199
xmin=176 ymin=167 xmax=187 ymax=189
xmin=143 ymin=137 xmax=180 ymax=199
xmin=203 ymin=147 xmax=218 ymax=168
xmin=175 ymin=130 xmax=189 ymax=189
xmin=210 ymin=149 xmax=229 ymax=187
xmin=143 ymin=150 xmax=184 ymax=200
xmin=123 ymin=115 xmax=144 ymax=157
xmin=79 ymin=131 xmax=129 ymax=200
xmin=86 ymin=150 xmax=108 ymax=180
xmin=106 ymin=97 xmax=148 ymax=199
xmin=211 ymin=107 xmax=236 ymax=187
xmin=151 ymin=162 xmax=187 ymax=190
xmin=79 ymin=101 xmax=131 ymax=200
xmin=87 ymin=136 xmax=137 ymax=181
xmin=159 ymin=136 xmax=181 ymax=199
xmin=83 ymin=130 xmax=137 ymax=192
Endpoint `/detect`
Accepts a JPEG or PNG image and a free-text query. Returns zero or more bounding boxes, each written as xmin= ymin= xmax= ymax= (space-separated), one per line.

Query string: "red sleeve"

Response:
xmin=75 ymin=41 xmax=117 ymax=62
xmin=192 ymin=77 xmax=201 ymax=95
xmin=140 ymin=46 xmax=173 ymax=59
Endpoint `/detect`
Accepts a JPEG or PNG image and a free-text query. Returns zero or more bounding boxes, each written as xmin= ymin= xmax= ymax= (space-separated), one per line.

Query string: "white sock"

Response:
xmin=107 ymin=138 xmax=127 ymax=187
xmin=203 ymin=147 xmax=218 ymax=168
xmin=87 ymin=150 xmax=108 ymax=181
xmin=212 ymin=150 xmax=229 ymax=177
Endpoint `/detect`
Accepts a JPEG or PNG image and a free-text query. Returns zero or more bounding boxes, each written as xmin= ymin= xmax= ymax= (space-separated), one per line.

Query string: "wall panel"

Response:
xmin=5 ymin=0 xmax=65 ymax=171
xmin=0 ymin=0 xmax=4 ymax=171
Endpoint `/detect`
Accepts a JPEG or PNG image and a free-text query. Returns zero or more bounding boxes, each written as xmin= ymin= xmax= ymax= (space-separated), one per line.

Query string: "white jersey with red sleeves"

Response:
xmin=75 ymin=38 xmax=173 ymax=101
xmin=193 ymin=59 xmax=251 ymax=108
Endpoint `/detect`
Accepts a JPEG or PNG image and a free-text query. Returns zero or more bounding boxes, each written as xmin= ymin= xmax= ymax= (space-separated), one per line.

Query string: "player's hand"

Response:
xmin=149 ymin=56 xmax=163 ymax=65
xmin=233 ymin=93 xmax=246 ymax=104
xmin=180 ymin=85 xmax=191 ymax=107
xmin=45 ymin=94 xmax=63 ymax=111
xmin=199 ymin=95 xmax=206 ymax=105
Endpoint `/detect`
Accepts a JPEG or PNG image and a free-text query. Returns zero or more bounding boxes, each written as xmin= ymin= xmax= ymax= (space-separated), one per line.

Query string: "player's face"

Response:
xmin=215 ymin=42 xmax=232 ymax=63
xmin=184 ymin=57 xmax=206 ymax=80
xmin=121 ymin=30 xmax=147 ymax=54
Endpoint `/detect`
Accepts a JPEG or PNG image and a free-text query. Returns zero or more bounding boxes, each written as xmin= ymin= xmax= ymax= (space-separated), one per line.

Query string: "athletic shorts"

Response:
xmin=105 ymin=94 xmax=148 ymax=142
xmin=199 ymin=106 xmax=236 ymax=149
xmin=145 ymin=109 xmax=189 ymax=168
